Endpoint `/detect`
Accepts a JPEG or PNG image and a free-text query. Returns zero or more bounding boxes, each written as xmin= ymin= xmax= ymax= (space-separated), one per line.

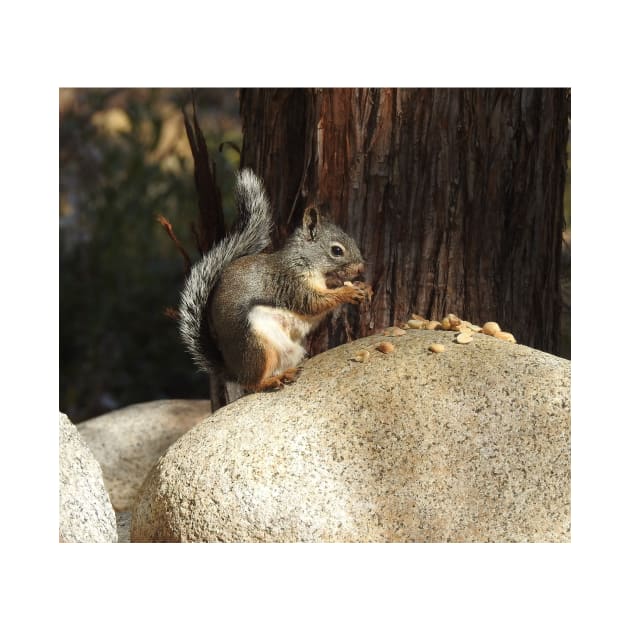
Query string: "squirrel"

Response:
xmin=178 ymin=168 xmax=371 ymax=392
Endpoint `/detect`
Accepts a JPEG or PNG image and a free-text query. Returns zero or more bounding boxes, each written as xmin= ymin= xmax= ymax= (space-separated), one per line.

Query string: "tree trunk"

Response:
xmin=240 ymin=88 xmax=569 ymax=356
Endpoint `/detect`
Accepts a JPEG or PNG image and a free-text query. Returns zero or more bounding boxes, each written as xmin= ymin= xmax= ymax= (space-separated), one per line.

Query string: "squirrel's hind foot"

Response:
xmin=249 ymin=367 xmax=302 ymax=392
xmin=279 ymin=366 xmax=302 ymax=383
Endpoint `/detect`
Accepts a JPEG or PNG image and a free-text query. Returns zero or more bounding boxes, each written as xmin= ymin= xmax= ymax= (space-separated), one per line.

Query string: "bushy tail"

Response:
xmin=178 ymin=169 xmax=272 ymax=372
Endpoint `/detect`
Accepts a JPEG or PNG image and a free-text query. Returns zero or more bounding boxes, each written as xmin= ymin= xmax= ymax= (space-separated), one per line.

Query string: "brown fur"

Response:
xmin=205 ymin=205 xmax=370 ymax=391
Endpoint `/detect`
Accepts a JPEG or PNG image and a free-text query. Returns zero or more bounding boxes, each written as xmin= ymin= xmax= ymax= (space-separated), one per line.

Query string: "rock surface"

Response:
xmin=131 ymin=331 xmax=571 ymax=542
xmin=116 ymin=511 xmax=131 ymax=543
xmin=59 ymin=413 xmax=117 ymax=543
xmin=78 ymin=399 xmax=211 ymax=511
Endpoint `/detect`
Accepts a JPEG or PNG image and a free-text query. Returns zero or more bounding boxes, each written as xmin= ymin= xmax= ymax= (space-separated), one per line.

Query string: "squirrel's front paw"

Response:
xmin=343 ymin=281 xmax=373 ymax=304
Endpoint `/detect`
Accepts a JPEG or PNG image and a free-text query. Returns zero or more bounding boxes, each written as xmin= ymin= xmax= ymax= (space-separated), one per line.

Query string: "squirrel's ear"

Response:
xmin=302 ymin=206 xmax=321 ymax=241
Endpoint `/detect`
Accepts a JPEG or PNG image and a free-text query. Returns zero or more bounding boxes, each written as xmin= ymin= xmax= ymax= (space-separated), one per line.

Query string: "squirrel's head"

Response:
xmin=291 ymin=206 xmax=365 ymax=286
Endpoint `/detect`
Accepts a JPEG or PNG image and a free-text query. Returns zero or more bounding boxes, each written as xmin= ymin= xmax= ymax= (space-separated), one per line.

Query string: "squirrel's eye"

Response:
xmin=331 ymin=245 xmax=344 ymax=257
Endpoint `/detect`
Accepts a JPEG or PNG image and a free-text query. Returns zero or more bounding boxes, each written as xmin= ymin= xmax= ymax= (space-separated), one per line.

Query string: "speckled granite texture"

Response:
xmin=131 ymin=331 xmax=570 ymax=542
xmin=59 ymin=413 xmax=117 ymax=543
xmin=78 ymin=399 xmax=211 ymax=511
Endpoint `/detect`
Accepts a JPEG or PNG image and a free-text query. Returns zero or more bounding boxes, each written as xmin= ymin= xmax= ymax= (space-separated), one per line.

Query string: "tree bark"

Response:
xmin=239 ymin=88 xmax=569 ymax=356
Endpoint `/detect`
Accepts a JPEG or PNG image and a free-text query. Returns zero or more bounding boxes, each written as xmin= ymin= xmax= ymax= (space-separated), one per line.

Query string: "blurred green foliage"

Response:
xmin=60 ymin=88 xmax=241 ymax=421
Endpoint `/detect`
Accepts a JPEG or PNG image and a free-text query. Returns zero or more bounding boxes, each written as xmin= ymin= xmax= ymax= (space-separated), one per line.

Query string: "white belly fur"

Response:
xmin=248 ymin=305 xmax=325 ymax=375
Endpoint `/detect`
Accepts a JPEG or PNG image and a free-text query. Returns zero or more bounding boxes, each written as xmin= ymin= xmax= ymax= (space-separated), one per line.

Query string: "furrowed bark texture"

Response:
xmin=240 ymin=88 xmax=569 ymax=355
